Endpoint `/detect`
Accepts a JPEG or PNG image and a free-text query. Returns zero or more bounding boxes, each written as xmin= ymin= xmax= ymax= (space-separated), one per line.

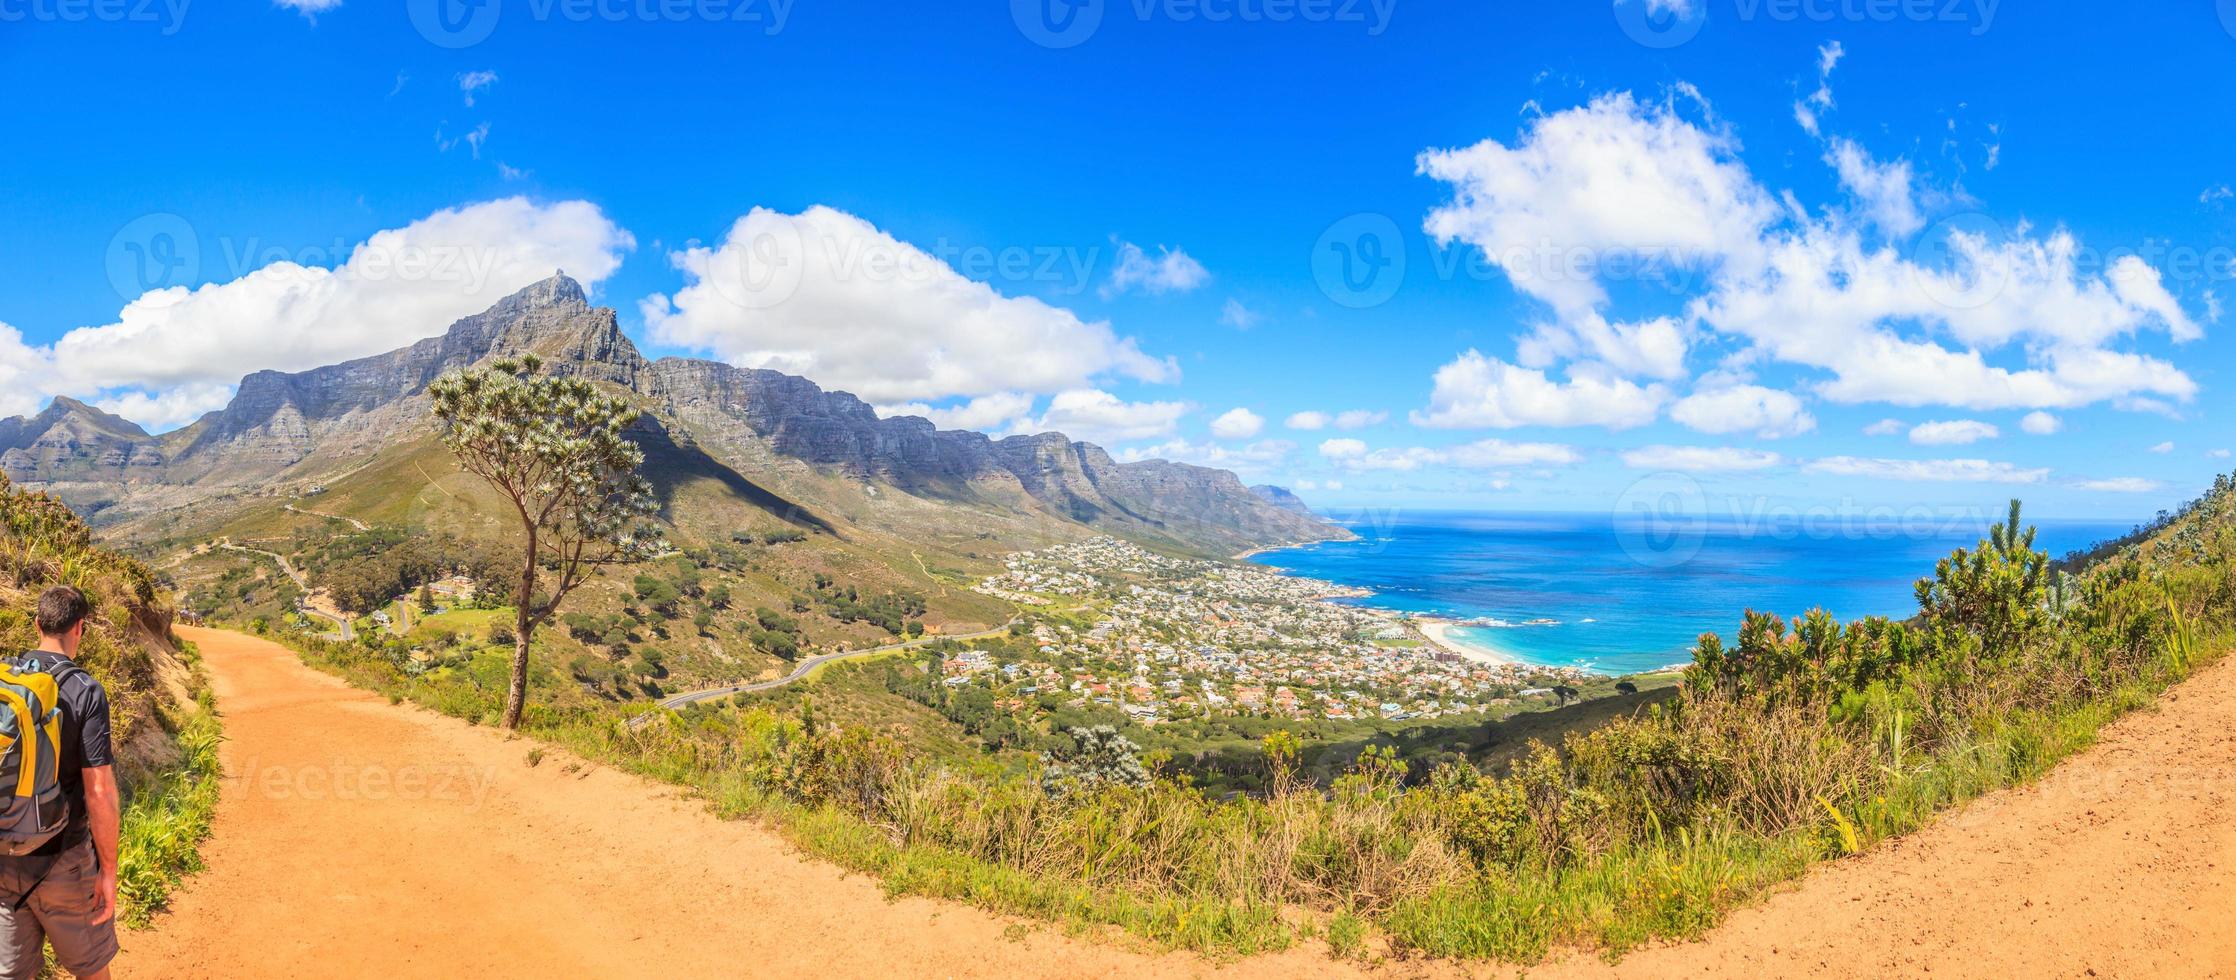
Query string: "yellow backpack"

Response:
xmin=0 ymin=654 xmax=72 ymax=857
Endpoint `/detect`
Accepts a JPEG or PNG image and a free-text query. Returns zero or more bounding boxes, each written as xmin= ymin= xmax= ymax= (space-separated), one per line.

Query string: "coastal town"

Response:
xmin=963 ymin=537 xmax=1591 ymax=726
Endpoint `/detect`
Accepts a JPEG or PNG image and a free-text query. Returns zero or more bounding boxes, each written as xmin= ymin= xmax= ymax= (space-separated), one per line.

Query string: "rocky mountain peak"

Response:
xmin=13 ymin=396 xmax=151 ymax=443
xmin=491 ymin=271 xmax=589 ymax=317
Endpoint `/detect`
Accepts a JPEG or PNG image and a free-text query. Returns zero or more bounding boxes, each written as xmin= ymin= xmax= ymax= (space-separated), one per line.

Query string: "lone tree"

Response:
xmin=430 ymin=354 xmax=662 ymax=729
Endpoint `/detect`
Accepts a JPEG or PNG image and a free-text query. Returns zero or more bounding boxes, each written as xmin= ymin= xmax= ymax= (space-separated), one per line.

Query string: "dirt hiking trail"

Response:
xmin=121 ymin=628 xmax=2236 ymax=978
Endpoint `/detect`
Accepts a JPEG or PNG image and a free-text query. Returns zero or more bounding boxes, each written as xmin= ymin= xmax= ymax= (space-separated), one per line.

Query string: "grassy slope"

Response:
xmin=155 ymin=432 xmax=1023 ymax=714
xmin=0 ymin=475 xmax=220 ymax=927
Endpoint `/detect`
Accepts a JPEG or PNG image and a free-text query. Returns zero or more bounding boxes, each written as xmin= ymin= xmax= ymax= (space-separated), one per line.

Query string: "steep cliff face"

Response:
xmin=1250 ymin=485 xmax=1314 ymax=517
xmin=7 ymin=274 xmax=1343 ymax=555
xmin=155 ymin=274 xmax=643 ymax=483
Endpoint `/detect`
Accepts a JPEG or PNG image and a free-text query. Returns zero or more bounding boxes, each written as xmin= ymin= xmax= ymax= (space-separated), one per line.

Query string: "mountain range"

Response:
xmin=3 ymin=274 xmax=1342 ymax=559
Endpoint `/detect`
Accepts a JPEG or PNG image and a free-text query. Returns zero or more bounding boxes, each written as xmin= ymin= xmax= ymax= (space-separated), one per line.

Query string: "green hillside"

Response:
xmin=0 ymin=474 xmax=220 ymax=927
xmin=153 ymin=426 xmax=1023 ymax=713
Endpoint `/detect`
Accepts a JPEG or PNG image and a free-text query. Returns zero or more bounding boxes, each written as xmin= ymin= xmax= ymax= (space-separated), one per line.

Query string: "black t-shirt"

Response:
xmin=49 ymin=659 xmax=113 ymax=850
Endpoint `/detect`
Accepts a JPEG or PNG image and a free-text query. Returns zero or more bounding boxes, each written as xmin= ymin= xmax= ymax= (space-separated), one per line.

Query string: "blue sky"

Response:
xmin=3 ymin=0 xmax=2234 ymax=519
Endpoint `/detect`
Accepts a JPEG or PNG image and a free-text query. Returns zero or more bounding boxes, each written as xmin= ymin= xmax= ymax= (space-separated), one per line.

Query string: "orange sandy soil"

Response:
xmin=119 ymin=627 xmax=2236 ymax=979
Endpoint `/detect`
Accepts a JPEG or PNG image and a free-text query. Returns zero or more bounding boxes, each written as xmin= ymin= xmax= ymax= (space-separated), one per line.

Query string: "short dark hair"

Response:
xmin=35 ymin=585 xmax=91 ymax=637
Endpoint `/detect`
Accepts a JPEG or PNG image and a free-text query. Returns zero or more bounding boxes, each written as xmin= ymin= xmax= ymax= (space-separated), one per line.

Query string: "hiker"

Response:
xmin=0 ymin=586 xmax=119 ymax=979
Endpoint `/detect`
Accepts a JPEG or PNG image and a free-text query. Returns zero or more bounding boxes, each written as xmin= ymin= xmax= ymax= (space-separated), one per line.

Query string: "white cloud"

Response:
xmin=1443 ymin=438 xmax=1582 ymax=468
xmin=1816 ymin=40 xmax=1845 ymax=76
xmin=642 ymin=207 xmax=1176 ymax=405
xmin=1286 ymin=409 xmax=1384 ymax=431
xmin=1419 ymin=93 xmax=1774 ymax=321
xmin=1620 ymin=445 xmax=1783 ymax=471
xmin=1795 ymin=41 xmax=1844 ymax=135
xmin=1318 ymin=438 xmax=1369 ymax=460
xmin=1412 ymin=351 xmax=1666 ymax=430
xmin=1863 ymin=418 xmax=1906 ymax=436
xmin=1669 ymin=384 xmax=1815 ymax=438
xmin=2208 ymin=448 xmax=2231 ymax=459
xmin=1420 ymin=86 xmax=2204 ymax=417
xmin=2019 ymin=411 xmax=2061 ymax=435
xmin=272 ymin=0 xmax=342 ymax=18
xmin=1908 ymin=419 xmax=1999 ymax=446
xmin=1805 ymin=456 xmax=2049 ymax=483
xmin=48 ymin=197 xmax=633 ymax=431
xmin=2072 ymin=477 xmax=2163 ymax=493
xmin=1013 ymin=389 xmax=1188 ymax=444
xmin=2203 ymin=185 xmax=2234 ymax=206
xmin=874 ymin=391 xmax=1037 ymax=432
xmin=1117 ymin=438 xmax=1293 ymax=474
xmin=1514 ymin=313 xmax=1690 ymax=380
xmin=0 ymin=324 xmax=52 ymax=419
xmin=2149 ymin=440 xmax=2174 ymax=454
xmin=458 ymin=70 xmax=499 ymax=106
xmin=1826 ymin=138 xmax=1922 ymax=237
xmin=91 ymin=384 xmax=236 ymax=431
xmin=1102 ymin=241 xmax=1209 ymax=297
xmin=1209 ymin=407 xmax=1264 ymax=439
xmin=437 ymin=122 xmax=490 ymax=159
xmin=1695 ymin=220 xmax=2201 ymax=410
xmin=1219 ymin=298 xmax=1260 ymax=329
xmin=1325 ymin=438 xmax=1581 ymax=472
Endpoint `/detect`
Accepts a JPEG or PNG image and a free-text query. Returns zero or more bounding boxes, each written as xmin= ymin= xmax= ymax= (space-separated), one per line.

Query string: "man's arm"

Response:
xmin=83 ymin=764 xmax=119 ymax=924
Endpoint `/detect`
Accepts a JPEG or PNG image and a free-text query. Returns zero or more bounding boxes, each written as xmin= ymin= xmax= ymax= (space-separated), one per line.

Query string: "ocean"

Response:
xmin=1249 ymin=510 xmax=2136 ymax=675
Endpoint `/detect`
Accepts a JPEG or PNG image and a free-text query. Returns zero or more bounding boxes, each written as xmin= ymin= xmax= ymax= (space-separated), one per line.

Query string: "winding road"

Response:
xmin=216 ymin=540 xmax=352 ymax=641
xmin=282 ymin=502 xmax=370 ymax=531
xmin=635 ymin=619 xmax=1019 ymax=725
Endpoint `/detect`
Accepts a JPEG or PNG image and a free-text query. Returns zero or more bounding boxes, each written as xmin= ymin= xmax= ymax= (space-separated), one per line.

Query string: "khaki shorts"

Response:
xmin=0 ymin=840 xmax=116 ymax=979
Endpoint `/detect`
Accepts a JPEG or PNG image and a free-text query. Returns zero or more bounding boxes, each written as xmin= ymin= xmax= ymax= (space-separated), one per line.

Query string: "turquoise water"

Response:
xmin=1250 ymin=511 xmax=2133 ymax=675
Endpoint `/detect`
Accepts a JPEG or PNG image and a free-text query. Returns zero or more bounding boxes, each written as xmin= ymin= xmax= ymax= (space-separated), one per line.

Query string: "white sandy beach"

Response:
xmin=1413 ymin=616 xmax=1519 ymax=667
